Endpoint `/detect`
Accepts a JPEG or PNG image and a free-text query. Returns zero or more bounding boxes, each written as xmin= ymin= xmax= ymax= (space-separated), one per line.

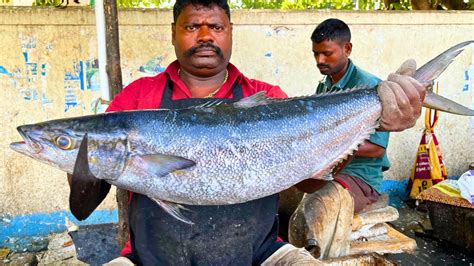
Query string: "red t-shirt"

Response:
xmin=108 ymin=60 xmax=287 ymax=256
xmin=107 ymin=60 xmax=287 ymax=112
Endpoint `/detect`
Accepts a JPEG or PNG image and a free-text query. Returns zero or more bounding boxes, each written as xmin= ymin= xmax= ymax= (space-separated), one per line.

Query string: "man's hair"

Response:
xmin=173 ymin=0 xmax=231 ymax=22
xmin=311 ymin=18 xmax=351 ymax=44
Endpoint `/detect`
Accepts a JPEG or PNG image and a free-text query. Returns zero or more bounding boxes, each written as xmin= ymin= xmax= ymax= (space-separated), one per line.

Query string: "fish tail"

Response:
xmin=413 ymin=40 xmax=474 ymax=116
xmin=414 ymin=40 xmax=473 ymax=84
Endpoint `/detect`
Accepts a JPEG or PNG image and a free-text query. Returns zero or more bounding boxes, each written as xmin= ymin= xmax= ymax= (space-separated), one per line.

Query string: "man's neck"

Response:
xmin=329 ymin=60 xmax=349 ymax=85
xmin=178 ymin=69 xmax=228 ymax=98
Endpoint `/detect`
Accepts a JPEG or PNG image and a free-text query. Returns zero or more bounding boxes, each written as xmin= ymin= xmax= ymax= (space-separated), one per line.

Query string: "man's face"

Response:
xmin=172 ymin=4 xmax=232 ymax=77
xmin=312 ymin=39 xmax=351 ymax=76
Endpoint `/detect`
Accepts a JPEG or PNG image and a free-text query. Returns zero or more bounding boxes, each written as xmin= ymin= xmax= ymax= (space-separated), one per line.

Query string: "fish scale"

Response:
xmin=105 ymin=88 xmax=381 ymax=205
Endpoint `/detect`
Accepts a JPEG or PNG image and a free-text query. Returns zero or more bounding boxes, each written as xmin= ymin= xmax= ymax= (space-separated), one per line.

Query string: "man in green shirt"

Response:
xmin=289 ymin=18 xmax=390 ymax=259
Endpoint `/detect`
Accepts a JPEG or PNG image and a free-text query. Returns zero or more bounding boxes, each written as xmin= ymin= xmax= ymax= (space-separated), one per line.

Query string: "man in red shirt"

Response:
xmin=103 ymin=0 xmax=425 ymax=264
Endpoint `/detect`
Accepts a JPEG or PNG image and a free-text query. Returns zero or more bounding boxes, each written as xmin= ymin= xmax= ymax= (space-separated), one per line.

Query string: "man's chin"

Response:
xmin=318 ymin=68 xmax=331 ymax=75
xmin=189 ymin=57 xmax=226 ymax=70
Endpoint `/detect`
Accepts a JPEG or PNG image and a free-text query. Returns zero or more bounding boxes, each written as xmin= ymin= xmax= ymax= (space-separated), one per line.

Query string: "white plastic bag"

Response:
xmin=458 ymin=170 xmax=474 ymax=205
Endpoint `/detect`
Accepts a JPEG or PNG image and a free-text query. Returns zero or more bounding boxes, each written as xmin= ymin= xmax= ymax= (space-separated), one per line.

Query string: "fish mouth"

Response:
xmin=10 ymin=141 xmax=32 ymax=156
xmin=10 ymin=126 xmax=43 ymax=155
xmin=10 ymin=140 xmax=43 ymax=156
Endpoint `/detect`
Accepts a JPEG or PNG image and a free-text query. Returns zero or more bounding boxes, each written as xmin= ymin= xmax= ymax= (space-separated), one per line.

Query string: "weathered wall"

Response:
xmin=1 ymin=8 xmax=473 ymax=222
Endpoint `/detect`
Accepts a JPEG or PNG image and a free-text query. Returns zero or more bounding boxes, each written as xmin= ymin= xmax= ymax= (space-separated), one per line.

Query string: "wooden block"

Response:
xmin=352 ymin=206 xmax=399 ymax=231
xmin=349 ymin=223 xmax=417 ymax=255
xmin=322 ymin=253 xmax=397 ymax=265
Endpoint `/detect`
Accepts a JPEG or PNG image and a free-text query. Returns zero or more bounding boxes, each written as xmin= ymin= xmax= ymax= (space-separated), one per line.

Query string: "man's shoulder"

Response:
xmin=238 ymin=74 xmax=287 ymax=99
xmin=350 ymin=63 xmax=381 ymax=87
xmin=128 ymin=72 xmax=168 ymax=88
xmin=107 ymin=72 xmax=168 ymax=112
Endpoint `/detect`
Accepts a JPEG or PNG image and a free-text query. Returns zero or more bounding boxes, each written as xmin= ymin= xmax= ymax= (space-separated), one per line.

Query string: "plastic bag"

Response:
xmin=458 ymin=170 xmax=474 ymax=205
xmin=407 ymin=95 xmax=448 ymax=199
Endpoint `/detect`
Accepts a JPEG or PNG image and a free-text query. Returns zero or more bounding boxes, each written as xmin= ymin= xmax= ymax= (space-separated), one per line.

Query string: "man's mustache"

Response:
xmin=317 ymin=64 xmax=330 ymax=69
xmin=186 ymin=43 xmax=224 ymax=59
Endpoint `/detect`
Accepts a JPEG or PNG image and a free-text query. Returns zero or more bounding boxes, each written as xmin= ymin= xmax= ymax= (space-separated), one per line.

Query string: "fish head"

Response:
xmin=10 ymin=120 xmax=85 ymax=173
xmin=11 ymin=116 xmax=130 ymax=180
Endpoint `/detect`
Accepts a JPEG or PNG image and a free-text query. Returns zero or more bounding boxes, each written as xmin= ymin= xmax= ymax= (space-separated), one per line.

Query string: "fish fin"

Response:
xmin=150 ymin=198 xmax=194 ymax=224
xmin=309 ymin=121 xmax=379 ymax=181
xmin=194 ymin=91 xmax=275 ymax=109
xmin=136 ymin=154 xmax=196 ymax=177
xmin=194 ymin=99 xmax=228 ymax=108
xmin=413 ymin=40 xmax=474 ymax=116
xmin=415 ymin=40 xmax=474 ymax=84
xmin=424 ymin=91 xmax=474 ymax=116
xmin=70 ymin=133 xmax=111 ymax=221
xmin=233 ymin=91 xmax=274 ymax=108
xmin=412 ymin=40 xmax=474 ymax=116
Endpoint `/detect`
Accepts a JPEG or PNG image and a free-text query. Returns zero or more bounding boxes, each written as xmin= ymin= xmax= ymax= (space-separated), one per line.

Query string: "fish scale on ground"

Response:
xmin=9 ymin=40 xmax=474 ymax=224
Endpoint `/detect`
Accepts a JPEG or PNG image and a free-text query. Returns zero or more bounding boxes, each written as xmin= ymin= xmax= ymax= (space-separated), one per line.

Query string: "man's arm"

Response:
xmin=354 ymin=140 xmax=385 ymax=158
xmin=106 ymin=78 xmax=143 ymax=112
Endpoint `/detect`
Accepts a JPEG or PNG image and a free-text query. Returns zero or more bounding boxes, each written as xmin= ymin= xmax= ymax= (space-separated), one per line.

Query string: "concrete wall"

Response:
xmin=1 ymin=7 xmax=473 ymax=246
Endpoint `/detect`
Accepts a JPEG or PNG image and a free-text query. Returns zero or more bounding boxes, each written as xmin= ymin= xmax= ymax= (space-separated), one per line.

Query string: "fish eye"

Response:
xmin=55 ymin=136 xmax=74 ymax=150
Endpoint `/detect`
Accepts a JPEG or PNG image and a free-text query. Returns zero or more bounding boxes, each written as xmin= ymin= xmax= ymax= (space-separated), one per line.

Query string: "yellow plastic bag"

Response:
xmin=408 ymin=88 xmax=448 ymax=199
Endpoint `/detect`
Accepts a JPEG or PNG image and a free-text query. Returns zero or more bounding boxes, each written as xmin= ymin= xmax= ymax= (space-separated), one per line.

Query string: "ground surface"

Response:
xmin=387 ymin=201 xmax=474 ymax=265
xmin=1 ymin=201 xmax=473 ymax=265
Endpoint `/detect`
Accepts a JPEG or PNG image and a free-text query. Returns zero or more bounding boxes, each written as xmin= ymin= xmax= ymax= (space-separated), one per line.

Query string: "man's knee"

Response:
xmin=288 ymin=181 xmax=354 ymax=259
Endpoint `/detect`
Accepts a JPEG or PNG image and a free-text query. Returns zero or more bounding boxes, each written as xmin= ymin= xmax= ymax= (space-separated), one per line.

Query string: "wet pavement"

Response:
xmin=387 ymin=200 xmax=474 ymax=265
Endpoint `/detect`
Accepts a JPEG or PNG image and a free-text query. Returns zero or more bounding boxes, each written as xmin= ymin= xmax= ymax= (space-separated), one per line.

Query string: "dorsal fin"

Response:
xmin=193 ymin=99 xmax=228 ymax=109
xmin=233 ymin=91 xmax=273 ymax=108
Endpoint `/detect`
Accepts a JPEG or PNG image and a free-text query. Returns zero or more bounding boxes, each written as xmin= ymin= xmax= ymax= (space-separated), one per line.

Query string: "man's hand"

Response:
xmin=377 ymin=59 xmax=426 ymax=131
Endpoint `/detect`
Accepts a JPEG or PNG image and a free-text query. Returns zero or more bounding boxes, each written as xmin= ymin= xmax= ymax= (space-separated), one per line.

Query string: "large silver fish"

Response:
xmin=10 ymin=40 xmax=474 ymax=223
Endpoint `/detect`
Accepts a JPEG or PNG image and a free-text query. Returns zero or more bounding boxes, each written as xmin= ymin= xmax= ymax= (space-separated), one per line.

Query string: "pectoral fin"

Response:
xmin=136 ymin=154 xmax=196 ymax=177
xmin=70 ymin=133 xmax=111 ymax=221
xmin=150 ymin=198 xmax=194 ymax=224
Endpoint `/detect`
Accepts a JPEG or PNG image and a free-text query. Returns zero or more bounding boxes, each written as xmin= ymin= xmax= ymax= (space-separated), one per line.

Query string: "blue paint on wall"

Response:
xmin=0 ymin=209 xmax=118 ymax=251
xmin=463 ymin=70 xmax=470 ymax=91
xmin=26 ymin=63 xmax=37 ymax=76
xmin=64 ymin=61 xmax=83 ymax=111
xmin=139 ymin=56 xmax=166 ymax=75
xmin=79 ymin=60 xmax=85 ymax=91
xmin=21 ymin=89 xmax=38 ymax=101
xmin=0 ymin=65 xmax=11 ymax=76
xmin=22 ymin=52 xmax=28 ymax=63
xmin=264 ymin=52 xmax=272 ymax=58
xmin=41 ymin=64 xmax=46 ymax=77
xmin=85 ymin=59 xmax=100 ymax=91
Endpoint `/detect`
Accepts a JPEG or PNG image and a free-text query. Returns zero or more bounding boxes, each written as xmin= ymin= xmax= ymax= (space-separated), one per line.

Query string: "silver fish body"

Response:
xmin=11 ymin=88 xmax=381 ymax=206
xmin=116 ymin=89 xmax=381 ymax=205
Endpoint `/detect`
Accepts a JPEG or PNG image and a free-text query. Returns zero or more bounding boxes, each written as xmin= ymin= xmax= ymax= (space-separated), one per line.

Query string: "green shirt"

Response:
xmin=315 ymin=60 xmax=390 ymax=191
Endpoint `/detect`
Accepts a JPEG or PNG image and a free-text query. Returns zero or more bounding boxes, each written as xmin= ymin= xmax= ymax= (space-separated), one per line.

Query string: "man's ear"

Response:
xmin=171 ymin=23 xmax=176 ymax=46
xmin=344 ymin=42 xmax=352 ymax=57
